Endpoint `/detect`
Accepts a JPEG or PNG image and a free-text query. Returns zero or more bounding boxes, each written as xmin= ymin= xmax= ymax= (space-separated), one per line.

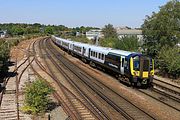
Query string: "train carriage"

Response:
xmin=72 ymin=42 xmax=89 ymax=57
xmin=52 ymin=36 xmax=154 ymax=87
xmin=89 ymin=46 xmax=109 ymax=64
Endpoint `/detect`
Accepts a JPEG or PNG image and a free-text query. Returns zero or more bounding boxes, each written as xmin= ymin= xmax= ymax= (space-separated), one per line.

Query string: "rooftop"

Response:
xmin=115 ymin=27 xmax=142 ymax=35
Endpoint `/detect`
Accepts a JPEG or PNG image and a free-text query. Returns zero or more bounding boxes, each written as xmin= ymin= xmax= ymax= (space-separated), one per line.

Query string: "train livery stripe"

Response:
xmin=130 ymin=58 xmax=134 ymax=76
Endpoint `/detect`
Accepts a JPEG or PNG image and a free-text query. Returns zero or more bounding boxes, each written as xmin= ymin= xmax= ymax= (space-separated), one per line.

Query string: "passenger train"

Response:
xmin=52 ymin=36 xmax=154 ymax=87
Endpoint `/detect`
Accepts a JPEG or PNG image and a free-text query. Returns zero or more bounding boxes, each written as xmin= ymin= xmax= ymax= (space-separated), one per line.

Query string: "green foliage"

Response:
xmin=0 ymin=23 xmax=70 ymax=36
xmin=100 ymin=36 xmax=141 ymax=52
xmin=142 ymin=0 xmax=180 ymax=57
xmin=69 ymin=36 xmax=92 ymax=44
xmin=0 ymin=23 xmax=100 ymax=38
xmin=142 ymin=0 xmax=180 ymax=78
xmin=22 ymin=79 xmax=54 ymax=114
xmin=157 ymin=46 xmax=180 ymax=78
xmin=72 ymin=26 xmax=99 ymax=34
xmin=114 ymin=36 xmax=140 ymax=52
xmin=0 ymin=23 xmax=40 ymax=36
xmin=100 ymin=37 xmax=118 ymax=48
xmin=102 ymin=24 xmax=118 ymax=39
xmin=0 ymin=35 xmax=45 ymax=74
xmin=100 ymin=23 xmax=140 ymax=52
xmin=0 ymin=41 xmax=10 ymax=73
xmin=44 ymin=26 xmax=54 ymax=35
xmin=100 ymin=24 xmax=118 ymax=48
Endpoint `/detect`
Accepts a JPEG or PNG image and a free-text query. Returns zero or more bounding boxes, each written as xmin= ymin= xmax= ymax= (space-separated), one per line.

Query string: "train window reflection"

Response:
xmin=133 ymin=56 xmax=140 ymax=71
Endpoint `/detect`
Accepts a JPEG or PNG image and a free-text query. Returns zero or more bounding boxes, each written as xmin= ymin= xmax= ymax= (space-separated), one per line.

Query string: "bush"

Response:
xmin=0 ymin=41 xmax=10 ymax=73
xmin=157 ymin=46 xmax=180 ymax=78
xmin=22 ymin=78 xmax=54 ymax=114
xmin=99 ymin=37 xmax=118 ymax=48
xmin=114 ymin=36 xmax=140 ymax=52
xmin=71 ymin=36 xmax=90 ymax=43
xmin=99 ymin=36 xmax=141 ymax=52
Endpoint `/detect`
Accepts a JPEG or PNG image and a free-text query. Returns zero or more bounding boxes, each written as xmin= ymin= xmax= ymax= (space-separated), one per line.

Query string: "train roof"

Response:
xmin=54 ymin=36 xmax=141 ymax=56
xmin=73 ymin=41 xmax=91 ymax=47
xmin=89 ymin=46 xmax=138 ymax=56
xmin=109 ymin=49 xmax=135 ymax=56
xmin=87 ymin=45 xmax=112 ymax=54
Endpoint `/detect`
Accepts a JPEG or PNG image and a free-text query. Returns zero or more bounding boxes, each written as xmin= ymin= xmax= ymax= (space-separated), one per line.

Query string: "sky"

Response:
xmin=0 ymin=0 xmax=170 ymax=28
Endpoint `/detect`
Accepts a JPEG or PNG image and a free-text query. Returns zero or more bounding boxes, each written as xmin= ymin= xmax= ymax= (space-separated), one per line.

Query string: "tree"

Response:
xmin=0 ymin=23 xmax=71 ymax=36
xmin=0 ymin=41 xmax=10 ymax=74
xmin=141 ymin=0 xmax=180 ymax=57
xmin=157 ymin=46 xmax=180 ymax=78
xmin=45 ymin=26 xmax=54 ymax=35
xmin=22 ymin=79 xmax=54 ymax=114
xmin=99 ymin=37 xmax=118 ymax=48
xmin=102 ymin=24 xmax=118 ymax=39
xmin=57 ymin=25 xmax=68 ymax=31
xmin=33 ymin=23 xmax=42 ymax=28
xmin=114 ymin=36 xmax=140 ymax=52
xmin=100 ymin=24 xmax=119 ymax=48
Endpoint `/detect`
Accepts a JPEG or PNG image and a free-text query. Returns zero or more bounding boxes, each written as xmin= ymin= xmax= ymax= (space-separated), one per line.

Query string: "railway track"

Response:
xmin=39 ymin=38 xmax=109 ymax=120
xmin=44 ymin=38 xmax=155 ymax=120
xmin=136 ymin=78 xmax=180 ymax=112
xmin=0 ymin=40 xmax=36 ymax=120
xmin=30 ymin=38 xmax=106 ymax=119
xmin=138 ymin=88 xmax=180 ymax=112
xmin=27 ymin=38 xmax=75 ymax=119
xmin=32 ymin=38 xmax=81 ymax=119
xmin=153 ymin=78 xmax=180 ymax=96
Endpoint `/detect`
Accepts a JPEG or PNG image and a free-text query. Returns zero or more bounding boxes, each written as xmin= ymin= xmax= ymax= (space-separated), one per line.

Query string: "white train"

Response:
xmin=52 ymin=36 xmax=154 ymax=87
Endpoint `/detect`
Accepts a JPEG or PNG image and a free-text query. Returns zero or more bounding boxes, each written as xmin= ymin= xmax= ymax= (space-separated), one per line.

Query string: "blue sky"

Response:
xmin=0 ymin=0 xmax=169 ymax=28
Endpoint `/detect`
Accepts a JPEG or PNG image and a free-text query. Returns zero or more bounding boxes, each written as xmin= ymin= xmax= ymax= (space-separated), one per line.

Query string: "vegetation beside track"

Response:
xmin=157 ymin=46 xmax=180 ymax=78
xmin=0 ymin=34 xmax=44 ymax=77
xmin=142 ymin=0 xmax=180 ymax=78
xmin=21 ymin=78 xmax=54 ymax=114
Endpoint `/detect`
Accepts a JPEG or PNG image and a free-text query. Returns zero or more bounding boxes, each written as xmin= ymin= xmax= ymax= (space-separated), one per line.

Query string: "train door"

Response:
xmin=120 ymin=56 xmax=125 ymax=74
xmin=83 ymin=47 xmax=86 ymax=56
xmin=88 ymin=48 xmax=91 ymax=58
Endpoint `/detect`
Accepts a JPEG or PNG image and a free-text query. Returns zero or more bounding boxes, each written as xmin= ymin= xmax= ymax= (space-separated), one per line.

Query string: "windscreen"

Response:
xmin=143 ymin=59 xmax=150 ymax=71
xmin=133 ymin=56 xmax=140 ymax=71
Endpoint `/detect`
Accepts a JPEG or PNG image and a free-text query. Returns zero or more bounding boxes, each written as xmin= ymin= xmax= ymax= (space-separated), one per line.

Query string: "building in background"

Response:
xmin=86 ymin=29 xmax=103 ymax=40
xmin=86 ymin=27 xmax=143 ymax=43
xmin=0 ymin=30 xmax=7 ymax=38
xmin=115 ymin=27 xmax=143 ymax=41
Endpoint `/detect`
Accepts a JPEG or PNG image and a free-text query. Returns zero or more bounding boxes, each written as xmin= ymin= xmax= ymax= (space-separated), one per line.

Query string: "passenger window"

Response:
xmin=98 ymin=53 xmax=101 ymax=59
xmin=95 ymin=52 xmax=97 ymax=58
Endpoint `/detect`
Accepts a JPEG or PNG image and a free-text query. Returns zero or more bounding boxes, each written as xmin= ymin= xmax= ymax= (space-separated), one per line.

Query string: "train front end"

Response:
xmin=129 ymin=54 xmax=154 ymax=87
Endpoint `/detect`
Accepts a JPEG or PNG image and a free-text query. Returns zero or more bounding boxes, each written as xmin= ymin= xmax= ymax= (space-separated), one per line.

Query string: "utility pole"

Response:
xmin=95 ymin=35 xmax=99 ymax=46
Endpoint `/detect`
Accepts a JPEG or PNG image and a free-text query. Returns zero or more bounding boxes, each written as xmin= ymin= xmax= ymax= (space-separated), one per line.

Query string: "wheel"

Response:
xmin=90 ymin=61 xmax=96 ymax=68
